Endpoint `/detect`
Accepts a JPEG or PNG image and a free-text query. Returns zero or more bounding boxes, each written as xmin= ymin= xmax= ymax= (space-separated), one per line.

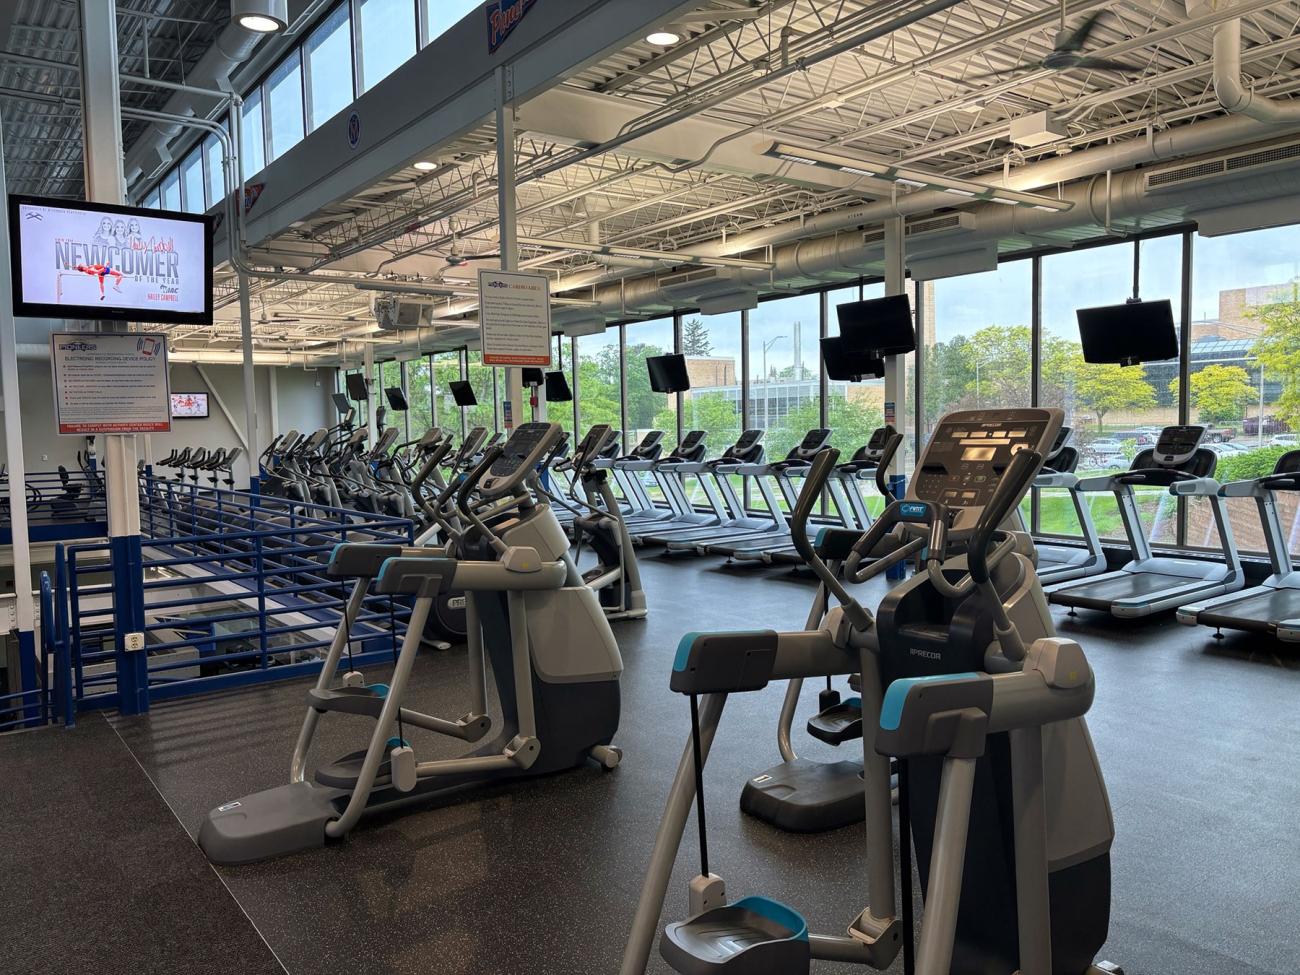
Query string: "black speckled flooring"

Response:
xmin=7 ymin=554 xmax=1300 ymax=975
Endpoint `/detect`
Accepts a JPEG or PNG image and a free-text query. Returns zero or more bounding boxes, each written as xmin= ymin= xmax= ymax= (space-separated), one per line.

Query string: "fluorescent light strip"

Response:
xmin=840 ymin=166 xmax=876 ymax=177
xmin=988 ymin=197 xmax=1019 ymax=205
xmin=778 ymin=152 xmax=820 ymax=166
xmin=894 ymin=177 xmax=927 ymax=188
xmin=943 ymin=188 xmax=976 ymax=197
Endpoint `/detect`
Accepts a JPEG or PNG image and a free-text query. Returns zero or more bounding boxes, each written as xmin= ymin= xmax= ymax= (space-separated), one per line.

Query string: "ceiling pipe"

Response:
xmin=1213 ymin=17 xmax=1300 ymax=123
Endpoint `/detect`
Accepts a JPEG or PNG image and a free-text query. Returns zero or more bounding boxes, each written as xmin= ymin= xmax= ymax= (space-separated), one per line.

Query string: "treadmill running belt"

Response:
xmin=1197 ymin=589 xmax=1300 ymax=633
xmin=1050 ymin=572 xmax=1191 ymax=609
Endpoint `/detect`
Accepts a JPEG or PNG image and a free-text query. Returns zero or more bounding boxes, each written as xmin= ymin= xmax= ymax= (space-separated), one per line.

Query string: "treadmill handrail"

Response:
xmin=1170 ymin=476 xmax=1221 ymax=497
xmin=1034 ymin=472 xmax=1080 ymax=490
xmin=1075 ymin=472 xmax=1125 ymax=493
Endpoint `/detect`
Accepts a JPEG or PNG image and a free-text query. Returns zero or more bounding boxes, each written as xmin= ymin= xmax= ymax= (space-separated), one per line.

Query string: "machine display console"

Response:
xmin=418 ymin=428 xmax=443 ymax=449
xmin=576 ymin=424 xmax=613 ymax=464
xmin=737 ymin=429 xmax=762 ymax=448
xmin=912 ymin=410 xmax=1060 ymax=515
xmin=481 ymin=422 xmax=562 ymax=496
xmin=631 ymin=430 xmax=665 ymax=455
xmin=681 ymin=430 xmax=705 ymax=449
xmin=1153 ymin=425 xmax=1206 ymax=465
xmin=797 ymin=428 xmax=832 ymax=453
xmin=454 ymin=428 xmax=487 ymax=464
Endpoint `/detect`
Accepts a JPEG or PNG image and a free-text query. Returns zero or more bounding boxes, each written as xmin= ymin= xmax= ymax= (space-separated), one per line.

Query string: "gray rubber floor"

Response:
xmin=6 ymin=553 xmax=1300 ymax=975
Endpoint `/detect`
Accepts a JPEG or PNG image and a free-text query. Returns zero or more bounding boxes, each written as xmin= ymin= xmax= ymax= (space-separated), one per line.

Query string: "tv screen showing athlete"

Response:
xmin=73 ymin=263 xmax=124 ymax=300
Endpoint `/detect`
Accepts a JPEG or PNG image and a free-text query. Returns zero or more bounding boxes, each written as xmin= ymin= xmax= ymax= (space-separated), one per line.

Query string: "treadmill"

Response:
xmin=703 ymin=428 xmax=833 ymax=558
xmin=1177 ymin=450 xmax=1300 ymax=640
xmin=734 ymin=426 xmax=902 ymax=565
xmin=1046 ymin=425 xmax=1244 ymax=618
xmin=641 ymin=430 xmax=768 ymax=547
xmin=595 ymin=430 xmax=661 ymax=520
xmin=624 ymin=431 xmax=714 ymax=542
xmin=1027 ymin=427 xmax=1107 ymax=584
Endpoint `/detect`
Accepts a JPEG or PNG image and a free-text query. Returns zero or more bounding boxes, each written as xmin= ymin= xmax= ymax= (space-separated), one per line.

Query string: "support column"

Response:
xmin=238 ymin=273 xmax=259 ymax=492
xmin=82 ymin=0 xmax=147 ymax=714
xmin=496 ymin=65 xmax=524 ymax=432
xmin=0 ymin=118 xmax=38 ymax=724
xmin=363 ymin=343 xmax=377 ymax=445
xmin=883 ymin=218 xmax=908 ymax=581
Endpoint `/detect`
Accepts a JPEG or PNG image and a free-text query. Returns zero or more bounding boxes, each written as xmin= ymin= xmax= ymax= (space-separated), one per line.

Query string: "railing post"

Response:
xmin=255 ymin=530 xmax=269 ymax=670
xmin=54 ymin=544 xmax=74 ymax=727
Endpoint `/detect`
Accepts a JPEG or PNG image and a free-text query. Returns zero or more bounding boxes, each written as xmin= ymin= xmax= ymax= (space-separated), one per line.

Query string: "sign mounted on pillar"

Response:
xmin=50 ymin=331 xmax=171 ymax=434
xmin=478 ymin=268 xmax=552 ymax=366
xmin=487 ymin=0 xmax=537 ymax=52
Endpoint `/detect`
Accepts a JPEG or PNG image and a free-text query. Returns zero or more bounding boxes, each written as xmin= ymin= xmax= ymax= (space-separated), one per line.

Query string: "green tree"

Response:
xmin=1172 ymin=364 xmax=1254 ymax=426
xmin=1072 ymin=361 xmax=1156 ymax=429
xmin=1216 ymin=444 xmax=1291 ymax=482
xmin=619 ymin=342 xmax=670 ymax=432
xmin=1251 ymin=285 xmax=1300 ymax=426
xmin=682 ymin=317 xmax=712 ymax=356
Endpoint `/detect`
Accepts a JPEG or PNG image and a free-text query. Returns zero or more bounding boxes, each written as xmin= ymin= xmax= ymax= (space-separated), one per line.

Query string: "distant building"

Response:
xmin=684 ymin=356 xmax=736 ymax=389
xmin=1215 ymin=279 xmax=1300 ymax=334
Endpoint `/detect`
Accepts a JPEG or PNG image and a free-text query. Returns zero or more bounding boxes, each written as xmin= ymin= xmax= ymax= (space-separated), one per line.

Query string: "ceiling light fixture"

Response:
xmin=412 ymin=161 xmax=437 ymax=171
xmin=943 ymin=188 xmax=976 ymax=198
xmin=839 ymin=165 xmax=876 ymax=177
xmin=894 ymin=177 xmax=927 ymax=189
xmin=232 ymin=0 xmax=288 ymax=33
xmin=645 ymin=28 xmax=682 ymax=45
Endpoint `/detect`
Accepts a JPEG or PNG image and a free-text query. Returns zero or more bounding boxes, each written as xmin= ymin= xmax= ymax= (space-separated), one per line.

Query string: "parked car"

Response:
xmin=1271 ymin=434 xmax=1299 ymax=447
xmin=1089 ymin=437 xmax=1124 ymax=454
xmin=1206 ymin=442 xmax=1247 ymax=457
xmin=1245 ymin=415 xmax=1290 ymax=437
xmin=1205 ymin=426 xmax=1235 ymax=444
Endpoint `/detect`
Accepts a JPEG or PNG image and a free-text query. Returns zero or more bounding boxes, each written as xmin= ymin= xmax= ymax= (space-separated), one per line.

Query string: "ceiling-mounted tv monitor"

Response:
xmin=344 ymin=371 xmax=368 ymax=402
xmin=8 ymin=194 xmax=213 ymax=326
xmin=384 ymin=386 xmax=408 ymax=411
xmin=544 ymin=371 xmax=572 ymax=402
xmin=331 ymin=392 xmax=351 ymax=414
xmin=170 ymin=392 xmax=209 ymax=419
xmin=836 ymin=294 xmax=916 ymax=358
xmin=821 ymin=336 xmax=884 ymax=382
xmin=449 ymin=380 xmax=477 ymax=407
xmin=646 ymin=353 xmax=691 ymax=393
xmin=521 ymin=367 xmax=545 ymax=386
xmin=1077 ymin=299 xmax=1178 ymax=366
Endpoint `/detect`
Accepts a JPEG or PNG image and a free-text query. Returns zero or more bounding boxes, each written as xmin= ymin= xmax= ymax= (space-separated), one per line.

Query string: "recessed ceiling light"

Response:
xmin=413 ymin=161 xmax=437 ymax=171
xmin=233 ymin=0 xmax=288 ymax=33
xmin=646 ymin=29 xmax=682 ymax=45
xmin=777 ymin=152 xmax=819 ymax=166
xmin=894 ymin=177 xmax=927 ymax=189
xmin=988 ymin=197 xmax=1019 ymax=205
xmin=1032 ymin=204 xmax=1059 ymax=212
xmin=840 ymin=165 xmax=876 ymax=177
xmin=943 ymin=187 xmax=976 ymax=197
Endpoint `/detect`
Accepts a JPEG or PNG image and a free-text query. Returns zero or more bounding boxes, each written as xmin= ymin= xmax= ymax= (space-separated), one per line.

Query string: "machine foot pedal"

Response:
xmin=740 ymin=758 xmax=865 ymax=833
xmin=661 ymin=896 xmax=810 ymax=974
xmin=806 ymin=697 xmax=863 ymax=745
xmin=315 ymin=749 xmax=391 ymax=790
xmin=308 ymin=684 xmax=387 ymax=717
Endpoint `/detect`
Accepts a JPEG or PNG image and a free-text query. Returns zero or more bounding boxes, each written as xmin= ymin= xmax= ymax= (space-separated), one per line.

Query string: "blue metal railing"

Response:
xmin=58 ymin=476 xmax=415 ymax=711
xmin=0 ymin=569 xmax=74 ymax=733
xmin=0 ymin=469 xmax=108 ymax=543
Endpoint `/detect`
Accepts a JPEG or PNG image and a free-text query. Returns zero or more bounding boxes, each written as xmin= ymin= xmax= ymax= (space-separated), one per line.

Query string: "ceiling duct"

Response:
xmin=1144 ymin=135 xmax=1300 ymax=194
xmin=552 ymin=305 xmax=608 ymax=336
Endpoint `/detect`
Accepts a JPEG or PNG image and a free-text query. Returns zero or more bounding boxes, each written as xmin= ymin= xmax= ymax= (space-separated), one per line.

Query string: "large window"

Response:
xmin=625 ymin=318 xmax=675 ymax=443
xmin=432 ymin=350 xmax=464 ymax=436
xmin=359 ymin=0 xmax=417 ymax=92
xmin=406 ymin=356 xmax=434 ymax=435
xmin=465 ymin=350 xmax=497 ymax=434
xmin=160 ymin=169 xmax=182 ymax=211
xmin=306 ymin=4 xmax=354 ymax=131
xmin=266 ymin=52 xmax=305 ymax=162
xmin=748 ymin=292 xmax=821 ymax=463
xmin=241 ymin=89 xmax=266 ymax=177
xmin=179 ymin=149 xmax=204 ymax=214
xmin=576 ymin=327 xmax=621 ymax=441
xmin=680 ymin=312 xmax=742 ymax=457
xmin=1192 ymin=224 xmax=1300 ymax=555
xmin=423 ymin=0 xmax=478 ymax=44
xmin=202 ymin=133 xmax=223 ymax=210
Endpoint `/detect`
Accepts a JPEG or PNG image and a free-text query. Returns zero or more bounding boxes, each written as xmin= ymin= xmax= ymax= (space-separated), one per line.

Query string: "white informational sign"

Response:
xmin=50 ymin=332 xmax=171 ymax=435
xmin=478 ymin=269 xmax=552 ymax=366
xmin=13 ymin=198 xmax=210 ymax=322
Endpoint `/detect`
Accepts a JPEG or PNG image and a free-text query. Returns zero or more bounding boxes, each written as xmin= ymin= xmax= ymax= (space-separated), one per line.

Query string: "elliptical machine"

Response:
xmin=623 ymin=407 xmax=1121 ymax=975
xmin=199 ymin=422 xmax=623 ymax=865
xmin=546 ymin=424 xmax=648 ymax=621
